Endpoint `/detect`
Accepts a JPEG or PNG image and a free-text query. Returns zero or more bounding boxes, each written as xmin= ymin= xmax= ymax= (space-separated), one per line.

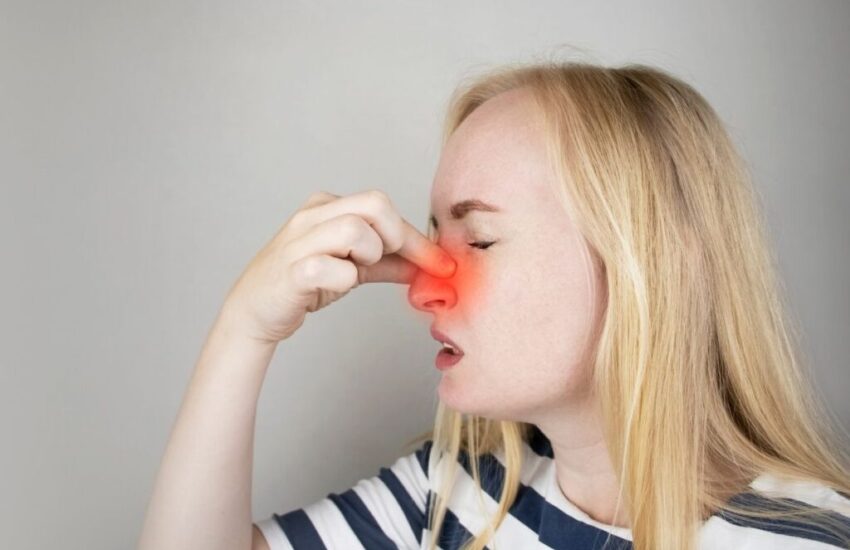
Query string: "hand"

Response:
xmin=219 ymin=189 xmax=456 ymax=345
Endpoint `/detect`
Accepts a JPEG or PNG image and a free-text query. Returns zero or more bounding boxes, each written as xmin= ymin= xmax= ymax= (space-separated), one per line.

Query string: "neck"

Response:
xmin=529 ymin=398 xmax=758 ymax=528
xmin=529 ymin=396 xmax=631 ymax=528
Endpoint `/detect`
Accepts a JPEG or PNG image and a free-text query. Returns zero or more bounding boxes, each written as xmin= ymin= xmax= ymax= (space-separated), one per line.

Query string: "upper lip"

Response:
xmin=430 ymin=326 xmax=464 ymax=354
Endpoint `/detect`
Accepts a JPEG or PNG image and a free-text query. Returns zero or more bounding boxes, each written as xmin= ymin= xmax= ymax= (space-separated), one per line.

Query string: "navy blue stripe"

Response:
xmin=415 ymin=439 xmax=433 ymax=475
xmin=522 ymin=428 xmax=630 ymax=547
xmin=273 ymin=509 xmax=327 ymax=550
xmin=718 ymin=492 xmax=850 ymax=547
xmin=527 ymin=424 xmax=554 ymax=458
xmin=508 ymin=482 xmax=632 ymax=550
xmin=378 ymin=466 xmax=426 ymax=544
xmin=454 ymin=446 xmax=632 ymax=549
xmin=433 ymin=505 xmax=490 ymax=550
xmin=326 ymin=490 xmax=398 ymax=549
xmin=528 ymin=425 xmax=850 ymax=547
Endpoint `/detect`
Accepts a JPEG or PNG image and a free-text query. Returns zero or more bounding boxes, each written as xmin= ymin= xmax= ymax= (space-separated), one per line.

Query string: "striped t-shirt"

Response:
xmin=255 ymin=425 xmax=850 ymax=549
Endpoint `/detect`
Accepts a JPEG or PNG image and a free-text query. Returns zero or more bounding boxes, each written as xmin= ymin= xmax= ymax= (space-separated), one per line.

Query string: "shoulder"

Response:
xmin=700 ymin=472 xmax=850 ymax=549
xmin=391 ymin=438 xmax=434 ymax=485
xmin=747 ymin=472 xmax=850 ymax=513
xmin=254 ymin=439 xmax=438 ymax=550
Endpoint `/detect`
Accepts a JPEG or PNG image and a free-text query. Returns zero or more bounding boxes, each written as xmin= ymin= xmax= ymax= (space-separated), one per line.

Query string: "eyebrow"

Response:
xmin=428 ymin=199 xmax=502 ymax=229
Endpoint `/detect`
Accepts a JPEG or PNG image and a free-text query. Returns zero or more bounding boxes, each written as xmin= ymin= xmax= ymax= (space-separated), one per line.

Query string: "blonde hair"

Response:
xmin=402 ymin=59 xmax=850 ymax=550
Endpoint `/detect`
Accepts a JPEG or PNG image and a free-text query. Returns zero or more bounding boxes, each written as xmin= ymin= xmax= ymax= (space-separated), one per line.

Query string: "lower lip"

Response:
xmin=435 ymin=349 xmax=464 ymax=370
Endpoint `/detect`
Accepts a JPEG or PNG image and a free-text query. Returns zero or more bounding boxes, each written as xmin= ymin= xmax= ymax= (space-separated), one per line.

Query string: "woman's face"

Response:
xmin=407 ymin=87 xmax=607 ymax=423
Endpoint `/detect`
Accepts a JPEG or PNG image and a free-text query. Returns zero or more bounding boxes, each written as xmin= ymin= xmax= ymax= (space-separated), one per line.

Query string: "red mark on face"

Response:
xmin=414 ymin=234 xmax=486 ymax=316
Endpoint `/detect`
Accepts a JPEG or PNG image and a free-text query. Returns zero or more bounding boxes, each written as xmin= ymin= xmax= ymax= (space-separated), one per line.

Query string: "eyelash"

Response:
xmin=468 ymin=240 xmax=496 ymax=250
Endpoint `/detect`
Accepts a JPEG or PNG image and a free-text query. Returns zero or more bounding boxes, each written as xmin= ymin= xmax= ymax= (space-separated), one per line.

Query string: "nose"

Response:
xmin=407 ymin=265 xmax=458 ymax=312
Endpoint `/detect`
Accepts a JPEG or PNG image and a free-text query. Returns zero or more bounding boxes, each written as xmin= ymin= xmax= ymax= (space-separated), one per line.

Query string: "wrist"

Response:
xmin=213 ymin=304 xmax=279 ymax=349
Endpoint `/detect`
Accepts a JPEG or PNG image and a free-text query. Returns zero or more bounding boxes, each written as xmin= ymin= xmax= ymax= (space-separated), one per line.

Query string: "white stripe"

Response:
xmin=419 ymin=528 xmax=447 ymax=550
xmin=254 ymin=518 xmax=295 ymax=550
xmin=750 ymin=473 xmax=850 ymax=517
xmin=352 ymin=477 xmax=419 ymax=549
xmin=391 ymin=451 xmax=429 ymax=514
xmin=492 ymin=441 xmax=634 ymax=542
xmin=340 ymin=448 xmax=430 ymax=548
xmin=431 ymin=453 xmax=546 ymax=549
xmin=302 ymin=497 xmax=367 ymax=550
xmin=699 ymin=515 xmax=845 ymax=549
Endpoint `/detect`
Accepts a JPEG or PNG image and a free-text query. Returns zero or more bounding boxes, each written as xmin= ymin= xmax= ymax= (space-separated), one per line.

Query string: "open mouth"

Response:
xmin=439 ymin=346 xmax=459 ymax=356
xmin=431 ymin=327 xmax=464 ymax=357
xmin=435 ymin=342 xmax=464 ymax=370
xmin=439 ymin=342 xmax=462 ymax=355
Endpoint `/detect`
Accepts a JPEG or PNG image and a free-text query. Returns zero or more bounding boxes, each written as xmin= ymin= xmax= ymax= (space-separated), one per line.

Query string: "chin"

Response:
xmin=437 ymin=379 xmax=525 ymax=422
xmin=437 ymin=376 xmax=482 ymax=415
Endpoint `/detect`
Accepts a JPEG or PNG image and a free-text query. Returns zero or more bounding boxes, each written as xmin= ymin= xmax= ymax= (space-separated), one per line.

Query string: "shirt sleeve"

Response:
xmin=255 ymin=439 xmax=435 ymax=550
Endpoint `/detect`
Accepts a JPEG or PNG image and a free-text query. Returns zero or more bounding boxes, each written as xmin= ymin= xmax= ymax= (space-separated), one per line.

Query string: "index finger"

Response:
xmin=397 ymin=218 xmax=456 ymax=278
xmin=292 ymin=189 xmax=456 ymax=278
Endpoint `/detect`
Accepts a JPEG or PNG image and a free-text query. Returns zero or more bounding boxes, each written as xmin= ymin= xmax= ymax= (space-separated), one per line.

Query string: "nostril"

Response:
xmin=407 ymin=276 xmax=457 ymax=312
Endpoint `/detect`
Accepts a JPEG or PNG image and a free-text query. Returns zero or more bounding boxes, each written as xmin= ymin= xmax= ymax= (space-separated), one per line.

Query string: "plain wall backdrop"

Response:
xmin=1 ymin=1 xmax=848 ymax=548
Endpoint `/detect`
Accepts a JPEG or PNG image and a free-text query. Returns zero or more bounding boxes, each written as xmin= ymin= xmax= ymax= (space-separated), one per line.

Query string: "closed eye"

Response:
xmin=468 ymin=240 xmax=496 ymax=250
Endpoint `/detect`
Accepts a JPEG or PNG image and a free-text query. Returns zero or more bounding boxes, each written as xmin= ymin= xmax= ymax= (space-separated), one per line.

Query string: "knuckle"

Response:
xmin=293 ymin=256 xmax=323 ymax=283
xmin=339 ymin=213 xmax=367 ymax=241
xmin=301 ymin=190 xmax=335 ymax=209
xmin=367 ymin=188 xmax=392 ymax=210
xmin=386 ymin=234 xmax=403 ymax=253
xmin=364 ymin=190 xmax=403 ymax=250
xmin=289 ymin=208 xmax=309 ymax=228
xmin=365 ymin=188 xmax=389 ymax=201
xmin=344 ymin=262 xmax=360 ymax=287
xmin=317 ymin=190 xmax=338 ymax=201
xmin=382 ymin=222 xmax=404 ymax=253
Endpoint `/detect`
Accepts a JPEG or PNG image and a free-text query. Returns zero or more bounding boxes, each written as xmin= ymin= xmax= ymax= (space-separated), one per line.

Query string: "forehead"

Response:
xmin=430 ymin=88 xmax=552 ymax=211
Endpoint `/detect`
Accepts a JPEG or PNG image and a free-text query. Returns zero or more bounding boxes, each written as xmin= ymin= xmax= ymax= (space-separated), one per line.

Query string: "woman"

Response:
xmin=138 ymin=62 xmax=850 ymax=550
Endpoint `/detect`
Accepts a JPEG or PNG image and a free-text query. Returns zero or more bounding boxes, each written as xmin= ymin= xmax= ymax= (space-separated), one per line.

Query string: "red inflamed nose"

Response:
xmin=413 ymin=237 xmax=486 ymax=315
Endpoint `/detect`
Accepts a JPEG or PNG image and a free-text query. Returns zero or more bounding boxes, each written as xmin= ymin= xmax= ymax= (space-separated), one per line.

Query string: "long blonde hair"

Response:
xmin=402 ymin=59 xmax=850 ymax=550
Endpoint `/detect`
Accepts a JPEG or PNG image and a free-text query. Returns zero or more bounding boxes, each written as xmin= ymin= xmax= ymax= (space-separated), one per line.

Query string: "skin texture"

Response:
xmin=407 ymin=87 xmax=629 ymax=527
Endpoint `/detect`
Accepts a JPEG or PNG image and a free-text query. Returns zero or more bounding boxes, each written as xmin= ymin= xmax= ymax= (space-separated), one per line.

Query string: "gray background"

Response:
xmin=1 ymin=1 xmax=848 ymax=548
